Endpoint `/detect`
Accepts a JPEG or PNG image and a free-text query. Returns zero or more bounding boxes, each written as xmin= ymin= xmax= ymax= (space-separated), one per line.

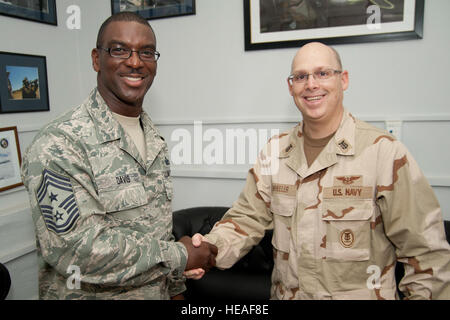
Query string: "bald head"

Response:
xmin=287 ymin=41 xmax=349 ymax=138
xmin=291 ymin=42 xmax=342 ymax=74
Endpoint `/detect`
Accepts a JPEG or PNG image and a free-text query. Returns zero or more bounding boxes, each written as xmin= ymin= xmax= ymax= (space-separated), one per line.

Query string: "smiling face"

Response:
xmin=288 ymin=42 xmax=348 ymax=130
xmin=92 ymin=20 xmax=157 ymax=116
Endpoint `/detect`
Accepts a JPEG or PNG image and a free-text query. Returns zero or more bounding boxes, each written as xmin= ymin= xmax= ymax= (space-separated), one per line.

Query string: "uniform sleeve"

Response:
xmin=166 ymin=232 xmax=187 ymax=297
xmin=375 ymin=140 xmax=450 ymax=299
xmin=21 ymin=131 xmax=188 ymax=288
xmin=205 ymin=162 xmax=274 ymax=269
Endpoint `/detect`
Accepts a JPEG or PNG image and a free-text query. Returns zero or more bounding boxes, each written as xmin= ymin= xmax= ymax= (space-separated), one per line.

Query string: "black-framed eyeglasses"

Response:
xmin=288 ymin=69 xmax=342 ymax=85
xmin=98 ymin=46 xmax=160 ymax=62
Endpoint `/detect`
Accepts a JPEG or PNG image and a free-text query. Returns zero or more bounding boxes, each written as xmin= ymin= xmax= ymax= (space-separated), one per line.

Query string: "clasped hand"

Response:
xmin=178 ymin=234 xmax=217 ymax=278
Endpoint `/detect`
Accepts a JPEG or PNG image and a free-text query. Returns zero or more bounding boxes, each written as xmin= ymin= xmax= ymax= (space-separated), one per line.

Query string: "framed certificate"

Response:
xmin=0 ymin=126 xmax=23 ymax=192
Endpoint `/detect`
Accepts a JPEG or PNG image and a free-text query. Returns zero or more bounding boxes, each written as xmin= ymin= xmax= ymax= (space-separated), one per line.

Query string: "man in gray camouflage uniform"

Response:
xmin=187 ymin=42 xmax=450 ymax=299
xmin=21 ymin=12 xmax=216 ymax=300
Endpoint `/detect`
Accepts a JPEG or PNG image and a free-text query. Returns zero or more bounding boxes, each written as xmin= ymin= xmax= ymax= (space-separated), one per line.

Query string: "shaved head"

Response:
xmin=291 ymin=42 xmax=342 ymax=73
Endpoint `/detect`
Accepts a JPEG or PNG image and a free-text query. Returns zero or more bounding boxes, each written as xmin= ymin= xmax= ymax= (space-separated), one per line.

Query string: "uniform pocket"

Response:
xmin=98 ymin=183 xmax=147 ymax=213
xmin=270 ymin=194 xmax=296 ymax=217
xmin=270 ymin=194 xmax=295 ymax=253
xmin=270 ymin=195 xmax=295 ymax=294
xmin=322 ymin=200 xmax=373 ymax=261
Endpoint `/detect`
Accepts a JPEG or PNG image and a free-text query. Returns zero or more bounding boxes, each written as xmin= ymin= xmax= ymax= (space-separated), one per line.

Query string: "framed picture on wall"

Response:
xmin=0 ymin=126 xmax=23 ymax=193
xmin=111 ymin=0 xmax=196 ymax=20
xmin=244 ymin=0 xmax=424 ymax=51
xmin=0 ymin=52 xmax=50 ymax=113
xmin=0 ymin=0 xmax=57 ymax=25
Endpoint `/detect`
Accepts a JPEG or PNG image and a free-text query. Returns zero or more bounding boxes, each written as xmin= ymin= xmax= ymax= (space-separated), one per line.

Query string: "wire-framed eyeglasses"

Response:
xmin=288 ymin=69 xmax=342 ymax=85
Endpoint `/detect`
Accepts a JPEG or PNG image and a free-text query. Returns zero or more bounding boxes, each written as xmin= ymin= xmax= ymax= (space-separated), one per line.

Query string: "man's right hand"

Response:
xmin=183 ymin=233 xmax=209 ymax=279
xmin=178 ymin=235 xmax=218 ymax=272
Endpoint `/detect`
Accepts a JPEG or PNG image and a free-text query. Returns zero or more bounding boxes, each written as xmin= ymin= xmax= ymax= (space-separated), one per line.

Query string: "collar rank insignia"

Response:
xmin=36 ymin=169 xmax=80 ymax=235
xmin=337 ymin=139 xmax=351 ymax=153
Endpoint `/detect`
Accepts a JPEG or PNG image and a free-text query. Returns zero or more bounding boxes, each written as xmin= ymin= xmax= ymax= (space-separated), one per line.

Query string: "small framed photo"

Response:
xmin=0 ymin=52 xmax=50 ymax=113
xmin=0 ymin=0 xmax=57 ymax=25
xmin=111 ymin=0 xmax=196 ymax=20
xmin=0 ymin=126 xmax=23 ymax=193
xmin=244 ymin=0 xmax=424 ymax=51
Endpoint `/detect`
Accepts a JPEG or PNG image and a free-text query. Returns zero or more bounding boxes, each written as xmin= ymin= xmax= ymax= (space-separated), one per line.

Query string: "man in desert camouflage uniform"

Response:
xmin=21 ymin=12 xmax=216 ymax=300
xmin=188 ymin=42 xmax=450 ymax=299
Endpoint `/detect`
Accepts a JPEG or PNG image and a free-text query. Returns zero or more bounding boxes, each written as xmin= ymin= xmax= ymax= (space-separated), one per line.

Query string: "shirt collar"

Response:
xmin=84 ymin=88 xmax=165 ymax=170
xmin=84 ymin=88 xmax=122 ymax=144
xmin=283 ymin=109 xmax=356 ymax=177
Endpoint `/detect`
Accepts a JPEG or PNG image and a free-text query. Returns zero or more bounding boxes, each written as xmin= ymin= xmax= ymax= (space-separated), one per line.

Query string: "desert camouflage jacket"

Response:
xmin=205 ymin=110 xmax=450 ymax=300
xmin=21 ymin=88 xmax=187 ymax=299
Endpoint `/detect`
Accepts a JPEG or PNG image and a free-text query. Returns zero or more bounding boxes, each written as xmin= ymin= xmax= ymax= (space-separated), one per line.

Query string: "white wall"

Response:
xmin=0 ymin=0 xmax=449 ymax=300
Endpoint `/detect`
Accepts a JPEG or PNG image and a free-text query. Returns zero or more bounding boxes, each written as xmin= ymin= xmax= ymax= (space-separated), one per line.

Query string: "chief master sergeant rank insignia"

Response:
xmin=36 ymin=168 xmax=80 ymax=234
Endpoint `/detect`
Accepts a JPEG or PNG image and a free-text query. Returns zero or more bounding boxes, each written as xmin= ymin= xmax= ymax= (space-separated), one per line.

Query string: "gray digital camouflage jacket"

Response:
xmin=21 ymin=88 xmax=187 ymax=299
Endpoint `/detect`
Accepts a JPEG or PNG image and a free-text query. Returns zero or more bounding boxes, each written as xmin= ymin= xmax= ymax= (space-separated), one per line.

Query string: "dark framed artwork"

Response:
xmin=0 ymin=0 xmax=57 ymax=25
xmin=0 ymin=126 xmax=23 ymax=193
xmin=0 ymin=52 xmax=50 ymax=113
xmin=111 ymin=0 xmax=196 ymax=20
xmin=244 ymin=0 xmax=424 ymax=51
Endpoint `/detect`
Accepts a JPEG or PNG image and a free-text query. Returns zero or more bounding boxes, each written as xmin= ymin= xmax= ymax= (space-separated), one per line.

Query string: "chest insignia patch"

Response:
xmin=323 ymin=175 xmax=373 ymax=199
xmin=340 ymin=229 xmax=355 ymax=248
xmin=115 ymin=172 xmax=140 ymax=186
xmin=272 ymin=183 xmax=297 ymax=197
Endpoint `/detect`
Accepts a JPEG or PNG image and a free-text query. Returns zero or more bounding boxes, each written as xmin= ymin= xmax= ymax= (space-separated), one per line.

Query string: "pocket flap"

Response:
xmin=322 ymin=200 xmax=373 ymax=221
xmin=271 ymin=236 xmax=290 ymax=253
xmin=270 ymin=195 xmax=295 ymax=217
xmin=99 ymin=184 xmax=147 ymax=213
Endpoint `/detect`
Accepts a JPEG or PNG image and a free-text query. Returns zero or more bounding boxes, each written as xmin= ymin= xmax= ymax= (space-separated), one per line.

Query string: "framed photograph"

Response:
xmin=244 ymin=0 xmax=424 ymax=51
xmin=0 ymin=0 xmax=57 ymax=25
xmin=111 ymin=0 xmax=196 ymax=20
xmin=0 ymin=126 xmax=23 ymax=193
xmin=0 ymin=52 xmax=50 ymax=113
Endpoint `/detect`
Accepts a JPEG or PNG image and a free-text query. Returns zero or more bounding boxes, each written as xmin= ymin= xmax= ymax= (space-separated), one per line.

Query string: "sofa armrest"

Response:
xmin=0 ymin=263 xmax=11 ymax=300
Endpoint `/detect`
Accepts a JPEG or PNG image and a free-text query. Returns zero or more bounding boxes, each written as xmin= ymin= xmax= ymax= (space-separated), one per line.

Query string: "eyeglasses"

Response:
xmin=288 ymin=69 xmax=342 ymax=85
xmin=98 ymin=46 xmax=160 ymax=62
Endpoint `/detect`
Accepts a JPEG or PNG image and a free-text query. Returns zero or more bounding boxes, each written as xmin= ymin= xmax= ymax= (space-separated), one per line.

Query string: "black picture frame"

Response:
xmin=0 ymin=0 xmax=57 ymax=26
xmin=111 ymin=0 xmax=196 ymax=20
xmin=244 ymin=0 xmax=424 ymax=51
xmin=0 ymin=52 xmax=50 ymax=113
xmin=0 ymin=126 xmax=23 ymax=193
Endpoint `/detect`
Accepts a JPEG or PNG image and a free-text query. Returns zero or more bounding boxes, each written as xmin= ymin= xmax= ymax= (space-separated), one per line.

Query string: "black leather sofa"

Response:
xmin=172 ymin=206 xmax=450 ymax=300
xmin=0 ymin=262 xmax=11 ymax=300
xmin=172 ymin=206 xmax=273 ymax=300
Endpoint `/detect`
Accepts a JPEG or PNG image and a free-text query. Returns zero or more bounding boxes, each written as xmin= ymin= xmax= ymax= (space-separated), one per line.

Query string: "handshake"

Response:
xmin=178 ymin=234 xmax=214 ymax=279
